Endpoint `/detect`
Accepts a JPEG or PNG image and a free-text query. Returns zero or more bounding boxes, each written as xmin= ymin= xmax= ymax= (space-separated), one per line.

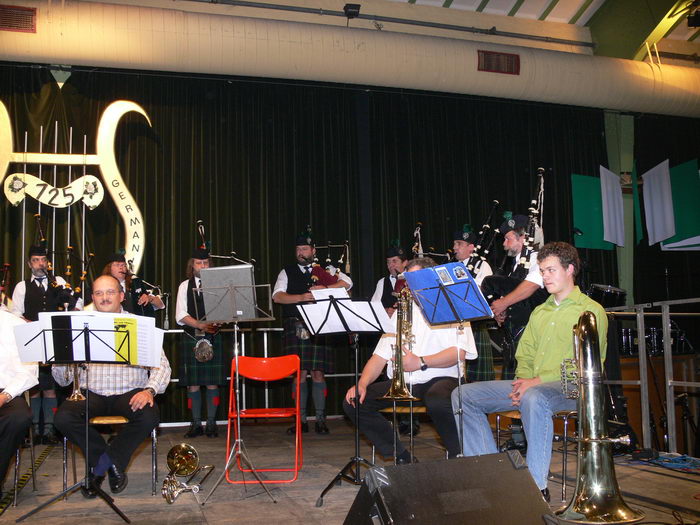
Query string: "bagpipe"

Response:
xmin=34 ymin=213 xmax=91 ymax=311
xmin=510 ymin=168 xmax=545 ymax=280
xmin=310 ymin=239 xmax=351 ymax=286
xmin=412 ymin=222 xmax=454 ymax=262
xmin=464 ymin=200 xmax=500 ymax=277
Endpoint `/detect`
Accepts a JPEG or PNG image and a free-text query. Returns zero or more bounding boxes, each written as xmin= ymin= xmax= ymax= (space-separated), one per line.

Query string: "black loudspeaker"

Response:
xmin=344 ymin=452 xmax=554 ymax=525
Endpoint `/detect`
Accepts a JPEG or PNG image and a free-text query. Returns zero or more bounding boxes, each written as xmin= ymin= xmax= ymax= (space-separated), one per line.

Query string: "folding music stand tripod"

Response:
xmin=198 ymin=277 xmax=277 ymax=505
xmin=16 ymin=320 xmax=133 ymax=524
xmin=303 ymin=293 xmax=391 ymax=507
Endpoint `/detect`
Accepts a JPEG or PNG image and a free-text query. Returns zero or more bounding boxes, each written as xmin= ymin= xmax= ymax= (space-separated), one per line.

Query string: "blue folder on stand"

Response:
xmin=403 ymin=262 xmax=493 ymax=325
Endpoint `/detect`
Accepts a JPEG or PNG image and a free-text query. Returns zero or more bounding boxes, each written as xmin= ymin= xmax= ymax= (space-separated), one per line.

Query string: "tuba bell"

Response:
xmin=556 ymin=311 xmax=644 ymax=524
xmin=161 ymin=443 xmax=215 ymax=504
xmin=379 ymin=285 xmax=418 ymax=402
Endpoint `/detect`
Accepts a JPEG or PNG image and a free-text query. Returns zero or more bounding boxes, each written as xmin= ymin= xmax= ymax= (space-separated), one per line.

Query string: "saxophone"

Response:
xmin=379 ymin=286 xmax=418 ymax=401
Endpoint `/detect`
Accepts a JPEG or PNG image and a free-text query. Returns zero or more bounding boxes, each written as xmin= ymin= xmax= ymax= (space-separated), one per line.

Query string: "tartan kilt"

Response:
xmin=178 ymin=335 xmax=228 ymax=386
xmin=282 ymin=317 xmax=337 ymax=374
xmin=465 ymin=322 xmax=496 ymax=382
xmin=36 ymin=365 xmax=57 ymax=391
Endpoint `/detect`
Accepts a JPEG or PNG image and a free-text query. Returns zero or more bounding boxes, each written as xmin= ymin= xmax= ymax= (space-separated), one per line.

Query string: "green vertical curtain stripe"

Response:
xmin=571 ymin=173 xmax=614 ymax=251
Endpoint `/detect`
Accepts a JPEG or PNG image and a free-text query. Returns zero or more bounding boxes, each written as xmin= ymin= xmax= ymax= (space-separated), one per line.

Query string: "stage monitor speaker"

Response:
xmin=344 ymin=451 xmax=554 ymax=525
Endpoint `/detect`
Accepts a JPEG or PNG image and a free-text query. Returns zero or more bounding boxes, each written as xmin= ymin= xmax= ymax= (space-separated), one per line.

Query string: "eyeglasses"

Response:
xmin=93 ymin=290 xmax=119 ymax=297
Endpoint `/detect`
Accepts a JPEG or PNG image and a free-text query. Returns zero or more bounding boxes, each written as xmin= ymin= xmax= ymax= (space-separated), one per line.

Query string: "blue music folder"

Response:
xmin=403 ymin=262 xmax=493 ymax=325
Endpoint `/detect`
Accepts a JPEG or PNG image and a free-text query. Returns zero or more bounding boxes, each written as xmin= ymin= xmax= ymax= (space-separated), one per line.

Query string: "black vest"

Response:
xmin=122 ymin=278 xmax=156 ymax=318
xmin=23 ymin=278 xmax=50 ymax=322
xmin=380 ymin=276 xmax=397 ymax=309
xmin=281 ymin=264 xmax=314 ymax=318
xmin=185 ymin=277 xmax=205 ymax=338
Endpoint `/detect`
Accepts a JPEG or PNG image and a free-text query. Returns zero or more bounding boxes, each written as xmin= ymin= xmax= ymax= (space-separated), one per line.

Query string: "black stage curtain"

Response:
xmin=633 ymin=113 xmax=700 ymax=304
xmin=1 ymin=62 xmax=622 ymax=421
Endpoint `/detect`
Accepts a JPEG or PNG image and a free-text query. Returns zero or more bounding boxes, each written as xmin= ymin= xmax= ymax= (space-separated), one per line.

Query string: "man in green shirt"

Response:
xmin=451 ymin=241 xmax=607 ymax=502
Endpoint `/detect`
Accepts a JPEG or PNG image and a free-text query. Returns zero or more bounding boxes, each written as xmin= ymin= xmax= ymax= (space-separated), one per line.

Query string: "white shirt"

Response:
xmin=371 ymin=275 xmax=399 ymax=303
xmin=51 ymin=308 xmax=171 ymax=396
xmin=175 ymin=278 xmax=200 ymax=325
xmin=373 ymin=302 xmax=477 ymax=385
xmin=11 ymin=275 xmax=84 ymax=316
xmin=511 ymin=252 xmax=544 ymax=288
xmin=0 ymin=311 xmax=38 ymax=399
xmin=272 ymin=265 xmax=353 ymax=298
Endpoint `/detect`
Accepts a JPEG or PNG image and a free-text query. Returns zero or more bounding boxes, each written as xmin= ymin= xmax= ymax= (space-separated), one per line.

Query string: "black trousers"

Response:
xmin=343 ymin=377 xmax=460 ymax=459
xmin=0 ymin=396 xmax=31 ymax=485
xmin=54 ymin=389 xmax=159 ymax=472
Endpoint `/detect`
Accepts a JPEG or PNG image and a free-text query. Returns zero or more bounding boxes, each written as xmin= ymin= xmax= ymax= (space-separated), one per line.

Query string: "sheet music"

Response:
xmin=16 ymin=311 xmax=161 ymax=366
xmin=297 ymin=297 xmax=392 ymax=335
xmin=310 ymin=288 xmax=349 ymax=300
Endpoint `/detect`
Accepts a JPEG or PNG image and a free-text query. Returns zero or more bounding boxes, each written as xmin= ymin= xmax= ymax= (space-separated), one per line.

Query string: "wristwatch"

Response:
xmin=144 ymin=387 xmax=156 ymax=397
xmin=419 ymin=357 xmax=428 ymax=371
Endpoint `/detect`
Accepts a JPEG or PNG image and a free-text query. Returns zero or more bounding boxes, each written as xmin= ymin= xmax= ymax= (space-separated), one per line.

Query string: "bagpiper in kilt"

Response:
xmin=452 ymin=225 xmax=496 ymax=383
xmin=272 ymin=231 xmax=353 ymax=435
xmin=175 ymin=247 xmax=226 ymax=439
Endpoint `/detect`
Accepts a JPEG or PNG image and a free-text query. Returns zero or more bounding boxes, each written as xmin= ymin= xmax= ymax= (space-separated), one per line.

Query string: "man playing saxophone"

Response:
xmin=343 ymin=257 xmax=477 ymax=463
xmin=451 ymin=242 xmax=607 ymax=502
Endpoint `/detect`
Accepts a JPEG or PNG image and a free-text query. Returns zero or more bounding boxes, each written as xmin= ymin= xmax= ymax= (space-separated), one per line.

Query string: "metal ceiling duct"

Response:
xmin=1 ymin=1 xmax=699 ymax=117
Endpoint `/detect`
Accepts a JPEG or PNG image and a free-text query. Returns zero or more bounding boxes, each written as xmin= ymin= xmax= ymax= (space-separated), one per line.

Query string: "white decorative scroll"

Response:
xmin=0 ymin=100 xmax=150 ymax=273
xmin=4 ymin=172 xmax=104 ymax=209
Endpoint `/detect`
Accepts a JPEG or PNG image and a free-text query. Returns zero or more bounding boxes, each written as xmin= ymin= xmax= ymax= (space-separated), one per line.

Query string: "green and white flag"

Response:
xmin=641 ymin=159 xmax=700 ymax=250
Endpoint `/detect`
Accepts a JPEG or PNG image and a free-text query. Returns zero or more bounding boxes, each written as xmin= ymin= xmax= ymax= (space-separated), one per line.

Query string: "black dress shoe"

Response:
xmin=205 ymin=421 xmax=218 ymax=438
xmin=499 ymin=438 xmax=527 ymax=454
xmin=541 ymin=488 xmax=550 ymax=503
xmin=287 ymin=422 xmax=309 ymax=434
xmin=315 ymin=419 xmax=330 ymax=435
xmin=42 ymin=429 xmax=60 ymax=445
xmin=108 ymin=464 xmax=128 ymax=494
xmin=184 ymin=422 xmax=204 ymax=438
xmin=80 ymin=473 xmax=104 ymax=499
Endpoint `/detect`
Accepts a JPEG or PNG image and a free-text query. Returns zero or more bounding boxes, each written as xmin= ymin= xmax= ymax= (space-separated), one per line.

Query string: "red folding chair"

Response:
xmin=225 ymin=355 xmax=303 ymax=484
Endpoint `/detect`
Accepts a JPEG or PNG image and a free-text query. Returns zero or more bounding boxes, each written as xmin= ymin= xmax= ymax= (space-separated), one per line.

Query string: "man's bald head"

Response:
xmin=91 ymin=275 xmax=124 ymax=313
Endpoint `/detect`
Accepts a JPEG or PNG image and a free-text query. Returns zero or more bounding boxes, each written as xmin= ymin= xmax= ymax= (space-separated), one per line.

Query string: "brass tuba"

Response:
xmin=556 ymin=311 xmax=644 ymax=524
xmin=161 ymin=443 xmax=214 ymax=504
xmin=379 ymin=285 xmax=418 ymax=402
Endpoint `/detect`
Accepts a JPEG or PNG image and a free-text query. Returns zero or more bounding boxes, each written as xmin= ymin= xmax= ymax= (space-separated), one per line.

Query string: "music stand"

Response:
xmin=15 ymin=316 xmax=134 ymax=524
xmin=304 ymin=292 xmax=393 ymax=507
xmin=403 ymin=262 xmax=494 ymax=457
xmin=199 ymin=278 xmax=277 ymax=505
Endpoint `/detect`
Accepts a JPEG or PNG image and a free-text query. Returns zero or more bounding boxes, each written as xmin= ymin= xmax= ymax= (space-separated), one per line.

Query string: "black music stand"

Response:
xmin=199 ymin=279 xmax=277 ymax=505
xmin=303 ymin=293 xmax=391 ymax=507
xmin=403 ymin=262 xmax=493 ymax=456
xmin=16 ymin=319 xmax=133 ymax=523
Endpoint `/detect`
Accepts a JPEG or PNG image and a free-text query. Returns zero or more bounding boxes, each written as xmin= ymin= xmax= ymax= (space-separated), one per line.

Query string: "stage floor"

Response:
xmin=2 ymin=419 xmax=699 ymax=524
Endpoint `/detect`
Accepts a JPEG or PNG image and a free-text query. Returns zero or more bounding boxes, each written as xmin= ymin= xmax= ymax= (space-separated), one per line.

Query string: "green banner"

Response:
xmin=662 ymin=159 xmax=700 ymax=249
xmin=571 ymin=173 xmax=614 ymax=250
